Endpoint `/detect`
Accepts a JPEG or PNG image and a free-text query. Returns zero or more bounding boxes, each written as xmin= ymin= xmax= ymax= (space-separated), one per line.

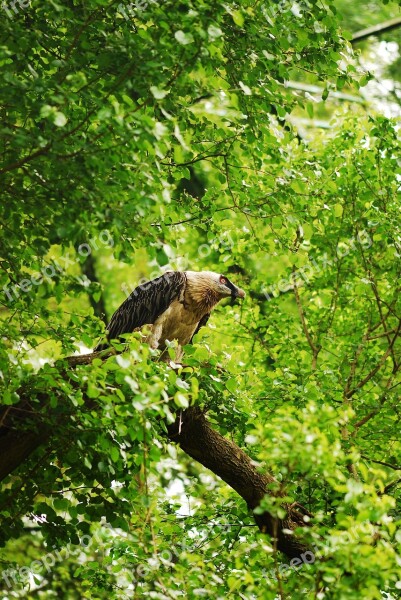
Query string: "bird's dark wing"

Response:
xmin=190 ymin=313 xmax=210 ymax=344
xmin=94 ymin=272 xmax=186 ymax=351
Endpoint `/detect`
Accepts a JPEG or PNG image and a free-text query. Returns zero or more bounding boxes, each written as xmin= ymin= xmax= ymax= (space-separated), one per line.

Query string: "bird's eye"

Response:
xmin=220 ymin=276 xmax=228 ymax=285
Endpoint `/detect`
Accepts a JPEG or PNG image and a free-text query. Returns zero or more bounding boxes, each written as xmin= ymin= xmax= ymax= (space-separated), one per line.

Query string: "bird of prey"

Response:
xmin=94 ymin=271 xmax=245 ymax=359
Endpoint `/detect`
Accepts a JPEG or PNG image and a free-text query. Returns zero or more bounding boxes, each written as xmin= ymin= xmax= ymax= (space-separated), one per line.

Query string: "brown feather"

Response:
xmin=184 ymin=273 xmax=221 ymax=319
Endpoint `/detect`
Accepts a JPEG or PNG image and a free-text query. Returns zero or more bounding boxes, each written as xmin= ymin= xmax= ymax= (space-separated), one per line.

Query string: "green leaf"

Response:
xmin=231 ymin=10 xmax=244 ymax=26
xmin=110 ymin=446 xmax=120 ymax=463
xmin=334 ymin=203 xmax=343 ymax=217
xmin=54 ymin=111 xmax=67 ymax=127
xmin=174 ymin=392 xmax=189 ymax=408
xmin=226 ymin=378 xmax=238 ymax=394
xmin=150 ymin=86 xmax=169 ymax=100
xmin=174 ymin=30 xmax=194 ymax=45
xmin=207 ymin=24 xmax=223 ymax=40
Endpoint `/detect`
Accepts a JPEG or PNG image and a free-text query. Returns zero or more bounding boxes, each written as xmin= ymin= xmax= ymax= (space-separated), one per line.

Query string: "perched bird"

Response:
xmin=94 ymin=271 xmax=245 ymax=359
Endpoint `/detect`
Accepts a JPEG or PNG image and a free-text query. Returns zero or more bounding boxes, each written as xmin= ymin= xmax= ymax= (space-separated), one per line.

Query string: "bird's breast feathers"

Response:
xmin=147 ymin=299 xmax=202 ymax=348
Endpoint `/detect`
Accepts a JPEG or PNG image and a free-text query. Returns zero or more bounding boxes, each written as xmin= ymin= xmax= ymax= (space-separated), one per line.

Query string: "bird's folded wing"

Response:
xmin=100 ymin=271 xmax=187 ymax=346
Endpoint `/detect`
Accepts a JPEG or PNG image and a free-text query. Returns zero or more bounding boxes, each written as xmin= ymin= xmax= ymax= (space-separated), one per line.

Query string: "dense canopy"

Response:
xmin=1 ymin=0 xmax=401 ymax=598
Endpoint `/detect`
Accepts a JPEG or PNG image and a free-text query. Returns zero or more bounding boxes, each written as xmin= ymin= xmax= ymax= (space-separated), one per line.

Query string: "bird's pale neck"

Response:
xmin=185 ymin=273 xmax=221 ymax=317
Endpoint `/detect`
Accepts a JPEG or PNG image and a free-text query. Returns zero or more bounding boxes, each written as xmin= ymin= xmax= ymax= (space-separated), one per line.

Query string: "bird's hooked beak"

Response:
xmin=231 ymin=285 xmax=245 ymax=300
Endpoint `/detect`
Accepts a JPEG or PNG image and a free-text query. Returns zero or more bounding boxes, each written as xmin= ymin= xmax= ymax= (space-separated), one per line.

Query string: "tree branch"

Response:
xmin=292 ymin=269 xmax=320 ymax=370
xmin=345 ymin=322 xmax=401 ymax=399
xmin=167 ymin=407 xmax=310 ymax=559
xmin=351 ymin=17 xmax=401 ymax=44
xmin=0 ymin=352 xmax=311 ymax=560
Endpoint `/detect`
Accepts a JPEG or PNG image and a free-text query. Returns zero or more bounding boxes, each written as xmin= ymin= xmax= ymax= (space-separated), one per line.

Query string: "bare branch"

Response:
xmin=292 ymin=269 xmax=320 ymax=370
xmin=345 ymin=323 xmax=401 ymax=399
xmin=351 ymin=17 xmax=401 ymax=44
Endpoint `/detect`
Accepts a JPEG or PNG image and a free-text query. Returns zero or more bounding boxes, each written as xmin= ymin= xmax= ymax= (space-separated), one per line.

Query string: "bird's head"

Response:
xmin=215 ymin=273 xmax=246 ymax=300
xmin=187 ymin=271 xmax=245 ymax=300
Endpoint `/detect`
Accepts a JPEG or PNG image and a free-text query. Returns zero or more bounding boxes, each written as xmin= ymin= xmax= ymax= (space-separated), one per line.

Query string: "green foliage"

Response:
xmin=1 ymin=0 xmax=401 ymax=598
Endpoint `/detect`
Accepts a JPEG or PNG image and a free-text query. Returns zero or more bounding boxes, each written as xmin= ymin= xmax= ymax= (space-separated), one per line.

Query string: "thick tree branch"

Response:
xmin=0 ymin=352 xmax=310 ymax=560
xmin=167 ymin=407 xmax=310 ymax=559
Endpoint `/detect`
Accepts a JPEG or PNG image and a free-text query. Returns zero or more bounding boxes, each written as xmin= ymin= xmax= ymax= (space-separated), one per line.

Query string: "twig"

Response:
xmin=361 ymin=455 xmax=401 ymax=470
xmin=345 ymin=322 xmax=401 ymax=399
xmin=292 ymin=268 xmax=320 ymax=370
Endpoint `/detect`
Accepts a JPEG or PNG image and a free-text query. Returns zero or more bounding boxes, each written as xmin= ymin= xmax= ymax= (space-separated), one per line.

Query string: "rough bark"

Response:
xmin=167 ymin=407 xmax=310 ymax=559
xmin=0 ymin=352 xmax=310 ymax=560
